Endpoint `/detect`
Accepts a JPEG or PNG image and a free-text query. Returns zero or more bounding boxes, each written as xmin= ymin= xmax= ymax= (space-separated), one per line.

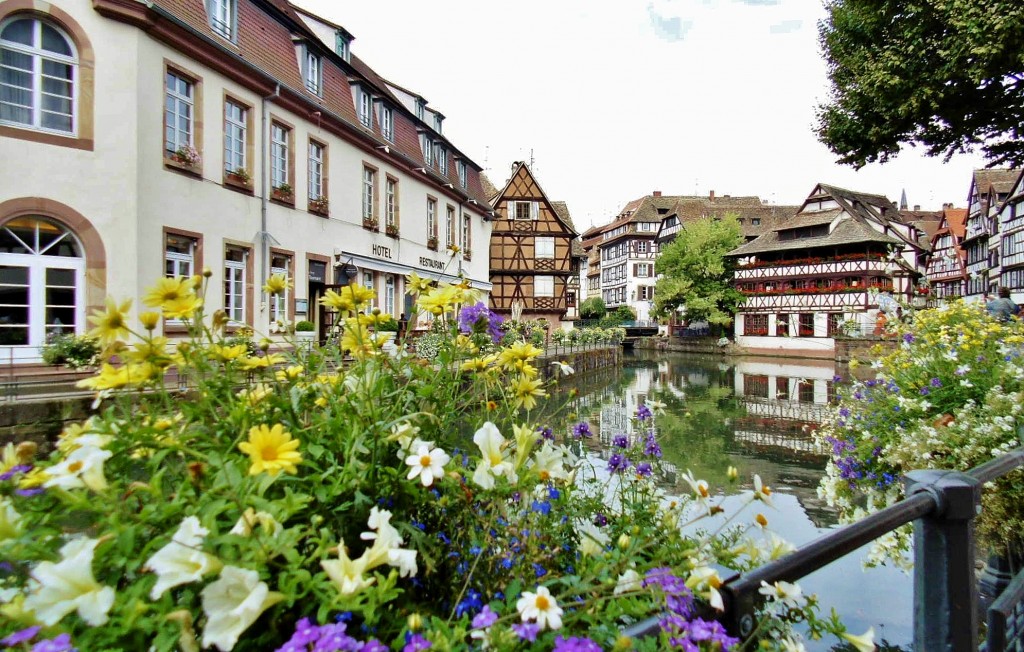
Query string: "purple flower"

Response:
xmin=644 ymin=437 xmax=662 ymax=458
xmin=592 ymin=512 xmax=608 ymax=527
xmin=458 ymin=302 xmax=504 ymax=343
xmin=833 ymin=375 xmax=843 ymax=383
xmin=607 ymin=453 xmax=631 ymax=473
xmin=536 ymin=426 xmax=554 ymax=442
xmin=612 ymin=435 xmax=629 ymax=448
xmin=552 ymin=636 xmax=602 ymax=651
xmin=472 ymin=605 xmax=498 ymax=629
xmin=511 ymin=623 xmax=540 ymax=642
xmin=920 ymin=388 xmax=930 ymax=396
xmin=403 ymin=634 xmax=431 ymax=652
xmin=0 ymin=464 xmax=31 ymax=482
xmin=572 ymin=422 xmax=593 ymax=439
xmin=903 ymin=333 xmax=915 ymax=344
xmin=360 ymin=642 xmax=387 ymax=652
xmin=30 ymin=634 xmax=75 ymax=652
xmin=636 ymin=462 xmax=653 ymax=477
xmin=2 ymin=626 xmax=41 ymax=646
xmin=930 ymin=377 xmax=942 ymax=387
xmin=636 ymin=404 xmax=653 ymax=421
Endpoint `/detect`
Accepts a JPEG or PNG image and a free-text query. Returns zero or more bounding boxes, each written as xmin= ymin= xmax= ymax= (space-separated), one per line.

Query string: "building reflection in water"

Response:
xmin=556 ymin=351 xmax=911 ymax=649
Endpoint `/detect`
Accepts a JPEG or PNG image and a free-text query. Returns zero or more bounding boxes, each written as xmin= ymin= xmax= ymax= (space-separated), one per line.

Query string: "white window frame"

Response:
xmin=224 ymin=99 xmax=246 ymax=174
xmin=206 ymin=0 xmax=235 ymax=40
xmin=303 ymin=48 xmax=322 ymax=96
xmin=165 ymin=234 xmax=195 ymax=279
xmin=385 ymin=178 xmax=397 ymax=227
xmin=358 ymin=90 xmax=372 ymax=128
xmin=308 ymin=140 xmax=324 ymax=201
xmin=362 ymin=167 xmax=375 ymax=220
xmin=224 ymin=248 xmax=246 ymax=323
xmin=436 ymin=145 xmax=447 ymax=171
xmin=457 ymin=160 xmax=467 ymax=188
xmin=381 ymin=105 xmax=394 ymax=142
xmin=427 ymin=199 xmax=437 ymax=240
xmin=535 ymin=275 xmax=554 ymax=298
xmin=511 ymin=201 xmax=538 ymax=220
xmin=384 ymin=275 xmax=395 ymax=315
xmin=461 ymin=214 xmax=470 ymax=252
xmin=420 ymin=134 xmax=433 ymax=165
xmin=0 ymin=17 xmax=78 ymax=136
xmin=269 ymin=255 xmax=290 ymax=324
xmin=535 ymin=236 xmax=555 ymax=259
xmin=270 ymin=123 xmax=288 ymax=189
xmin=362 ymin=271 xmax=375 ymax=308
xmin=446 ymin=206 xmax=455 ymax=246
xmin=164 ymin=71 xmax=194 ymax=154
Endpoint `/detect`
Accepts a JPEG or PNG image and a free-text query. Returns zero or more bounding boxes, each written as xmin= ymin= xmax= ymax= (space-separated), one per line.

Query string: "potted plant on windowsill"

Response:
xmin=386 ymin=223 xmax=399 ymax=238
xmin=426 ymin=235 xmax=438 ymax=251
xmin=225 ymin=167 xmax=252 ymax=189
xmin=362 ymin=217 xmax=379 ymax=231
xmin=167 ymin=145 xmax=202 ymax=174
xmin=272 ymin=183 xmax=293 ymax=202
xmin=309 ymin=195 xmax=329 ymax=216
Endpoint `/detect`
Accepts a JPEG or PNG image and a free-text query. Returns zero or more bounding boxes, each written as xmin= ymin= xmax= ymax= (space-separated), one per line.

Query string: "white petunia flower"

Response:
xmin=613 ymin=569 xmax=641 ymax=595
xmin=686 ymin=566 xmax=725 ymax=611
xmin=405 ymin=444 xmax=450 ymax=486
xmin=321 ymin=546 xmax=375 ymax=596
xmin=201 ymin=566 xmax=283 ymax=651
xmin=471 ymin=422 xmax=516 ymax=489
xmin=0 ymin=497 xmax=21 ymax=541
xmin=229 ymin=509 xmax=283 ymax=538
xmin=516 ymin=585 xmax=563 ymax=630
xmin=23 ymin=537 xmax=116 ymax=626
xmin=575 ymin=520 xmax=609 ymax=557
xmin=529 ymin=442 xmax=569 ymax=483
xmin=358 ymin=507 xmax=419 ymax=578
xmin=758 ymin=580 xmax=806 ymax=608
xmin=550 ymin=360 xmax=574 ymax=376
xmin=840 ymin=626 xmax=876 ymax=652
xmin=145 ymin=516 xmax=222 ymax=600
xmin=43 ymin=445 xmax=112 ymax=492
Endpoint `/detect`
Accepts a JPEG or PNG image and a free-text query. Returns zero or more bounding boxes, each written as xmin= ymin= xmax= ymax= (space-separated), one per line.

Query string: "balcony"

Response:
xmin=735 ymin=256 xmax=889 ymax=280
xmin=739 ymin=291 xmax=877 ymax=311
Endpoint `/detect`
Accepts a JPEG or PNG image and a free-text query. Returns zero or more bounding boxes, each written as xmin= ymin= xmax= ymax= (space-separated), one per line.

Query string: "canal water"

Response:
xmin=560 ymin=350 xmax=912 ymax=650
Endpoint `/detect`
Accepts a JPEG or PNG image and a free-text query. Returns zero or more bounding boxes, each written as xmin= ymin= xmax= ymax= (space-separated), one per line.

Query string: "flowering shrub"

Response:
xmin=817 ymin=300 xmax=1024 ymax=565
xmin=173 ymin=145 xmax=202 ymax=167
xmin=0 ymin=274 xmax=868 ymax=650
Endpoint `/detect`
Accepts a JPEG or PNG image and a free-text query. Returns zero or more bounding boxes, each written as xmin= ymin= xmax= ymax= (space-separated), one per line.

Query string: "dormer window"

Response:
xmin=303 ymin=47 xmax=322 ymax=96
xmin=415 ymin=99 xmax=425 ymax=120
xmin=380 ymin=104 xmax=394 ymax=142
xmin=335 ymin=32 xmax=351 ymax=62
xmin=420 ymin=133 xmax=432 ymax=165
xmin=457 ymin=160 xmax=467 ymax=189
xmin=435 ymin=145 xmax=447 ymax=172
xmin=358 ymin=89 xmax=372 ymax=128
xmin=206 ymin=0 xmax=236 ymax=40
xmin=433 ymin=113 xmax=443 ymax=133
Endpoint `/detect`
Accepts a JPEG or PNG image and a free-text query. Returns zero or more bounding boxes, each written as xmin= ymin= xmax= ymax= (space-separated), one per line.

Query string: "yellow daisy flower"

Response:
xmin=405 ymin=272 xmax=433 ymax=295
xmin=86 ymin=297 xmax=132 ymax=345
xmin=161 ymin=294 xmax=203 ymax=320
xmin=238 ymin=424 xmax=302 ymax=476
xmin=497 ymin=341 xmax=543 ymax=370
xmin=263 ymin=273 xmax=292 ymax=295
xmin=144 ymin=277 xmax=194 ymax=307
xmin=239 ymin=353 xmax=286 ymax=370
xmin=511 ymin=375 xmax=546 ymax=411
xmin=209 ymin=343 xmax=248 ymax=362
xmin=139 ymin=311 xmax=161 ymax=331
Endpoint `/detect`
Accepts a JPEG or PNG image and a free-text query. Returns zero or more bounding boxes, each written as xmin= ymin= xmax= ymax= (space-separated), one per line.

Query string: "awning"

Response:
xmin=337 ymin=251 xmax=493 ymax=292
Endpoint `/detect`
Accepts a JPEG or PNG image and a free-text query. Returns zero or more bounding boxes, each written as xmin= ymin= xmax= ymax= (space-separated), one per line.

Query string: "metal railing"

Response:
xmin=623 ymin=447 xmax=1024 ymax=651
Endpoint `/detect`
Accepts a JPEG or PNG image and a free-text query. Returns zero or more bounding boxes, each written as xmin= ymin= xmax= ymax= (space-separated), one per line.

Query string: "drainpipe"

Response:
xmin=260 ymin=84 xmax=281 ymax=307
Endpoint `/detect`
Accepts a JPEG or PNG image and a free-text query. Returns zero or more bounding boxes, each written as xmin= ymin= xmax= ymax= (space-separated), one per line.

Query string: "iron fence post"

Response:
xmin=905 ymin=469 xmax=981 ymax=652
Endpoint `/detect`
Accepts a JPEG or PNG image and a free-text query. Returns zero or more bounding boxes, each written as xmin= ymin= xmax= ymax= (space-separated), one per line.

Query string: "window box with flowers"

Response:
xmin=225 ymin=168 xmax=252 ymax=191
xmin=386 ymin=224 xmax=400 ymax=238
xmin=309 ymin=195 xmax=329 ymax=216
xmin=362 ymin=217 xmax=379 ymax=231
xmin=272 ymin=184 xmax=294 ymax=204
xmin=166 ymin=146 xmax=202 ymax=175
xmin=426 ymin=235 xmax=438 ymax=251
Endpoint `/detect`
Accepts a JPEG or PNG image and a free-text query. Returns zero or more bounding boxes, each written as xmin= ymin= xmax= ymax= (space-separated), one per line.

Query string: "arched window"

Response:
xmin=0 ymin=217 xmax=84 ymax=355
xmin=0 ymin=16 xmax=77 ymax=134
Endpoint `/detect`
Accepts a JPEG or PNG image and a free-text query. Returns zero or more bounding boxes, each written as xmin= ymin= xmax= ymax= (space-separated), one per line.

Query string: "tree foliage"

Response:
xmin=653 ymin=215 xmax=745 ymax=325
xmin=817 ymin=0 xmax=1024 ymax=168
xmin=578 ymin=296 xmax=607 ymax=320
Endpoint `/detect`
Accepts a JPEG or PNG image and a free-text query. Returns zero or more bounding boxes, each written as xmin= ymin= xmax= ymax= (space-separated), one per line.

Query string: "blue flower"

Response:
xmin=531 ymin=500 xmax=552 ymax=515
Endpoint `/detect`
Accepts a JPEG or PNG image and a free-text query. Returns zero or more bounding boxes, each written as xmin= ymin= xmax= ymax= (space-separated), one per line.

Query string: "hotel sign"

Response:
xmin=371 ymin=244 xmax=393 ymax=260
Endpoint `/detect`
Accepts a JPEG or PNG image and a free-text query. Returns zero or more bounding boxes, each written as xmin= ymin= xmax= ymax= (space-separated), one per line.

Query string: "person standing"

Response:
xmin=986 ymin=287 xmax=1019 ymax=322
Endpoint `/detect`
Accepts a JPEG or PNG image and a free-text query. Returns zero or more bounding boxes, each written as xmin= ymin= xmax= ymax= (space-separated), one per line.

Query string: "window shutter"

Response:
xmin=508 ymin=201 xmax=516 ymax=219
xmin=633 ymin=264 xmax=638 ymax=276
xmin=531 ymin=202 xmax=539 ymax=220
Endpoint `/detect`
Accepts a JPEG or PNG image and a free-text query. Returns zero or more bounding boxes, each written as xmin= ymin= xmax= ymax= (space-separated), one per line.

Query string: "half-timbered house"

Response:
xmin=998 ymin=169 xmax=1024 ymax=303
xmin=925 ymin=206 xmax=969 ymax=299
xmin=596 ymin=195 xmax=664 ymax=321
xmin=488 ymin=163 xmax=580 ymax=328
xmin=962 ymin=169 xmax=1021 ymax=298
xmin=727 ymin=183 xmax=926 ymax=355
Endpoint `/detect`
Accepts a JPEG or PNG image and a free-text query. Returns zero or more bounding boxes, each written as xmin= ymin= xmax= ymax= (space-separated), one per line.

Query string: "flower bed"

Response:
xmin=817 ymin=300 xmax=1024 ymax=566
xmin=0 ymin=275 xmax=868 ymax=650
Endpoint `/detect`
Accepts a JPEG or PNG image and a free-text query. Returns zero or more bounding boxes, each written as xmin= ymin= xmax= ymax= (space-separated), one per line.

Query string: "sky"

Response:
xmin=293 ymin=0 xmax=988 ymax=231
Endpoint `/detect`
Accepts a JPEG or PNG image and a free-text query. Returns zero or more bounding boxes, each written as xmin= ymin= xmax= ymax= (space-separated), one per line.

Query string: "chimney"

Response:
xmin=914 ymin=204 xmax=921 ymax=211
xmin=709 ymin=190 xmax=715 ymax=201
xmin=653 ymin=191 xmax=662 ymax=197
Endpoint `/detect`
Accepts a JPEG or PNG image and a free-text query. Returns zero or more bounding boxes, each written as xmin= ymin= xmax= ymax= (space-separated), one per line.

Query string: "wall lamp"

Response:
xmin=376 ymin=145 xmax=390 ymax=154
xmin=413 ymin=167 xmax=427 ymax=173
